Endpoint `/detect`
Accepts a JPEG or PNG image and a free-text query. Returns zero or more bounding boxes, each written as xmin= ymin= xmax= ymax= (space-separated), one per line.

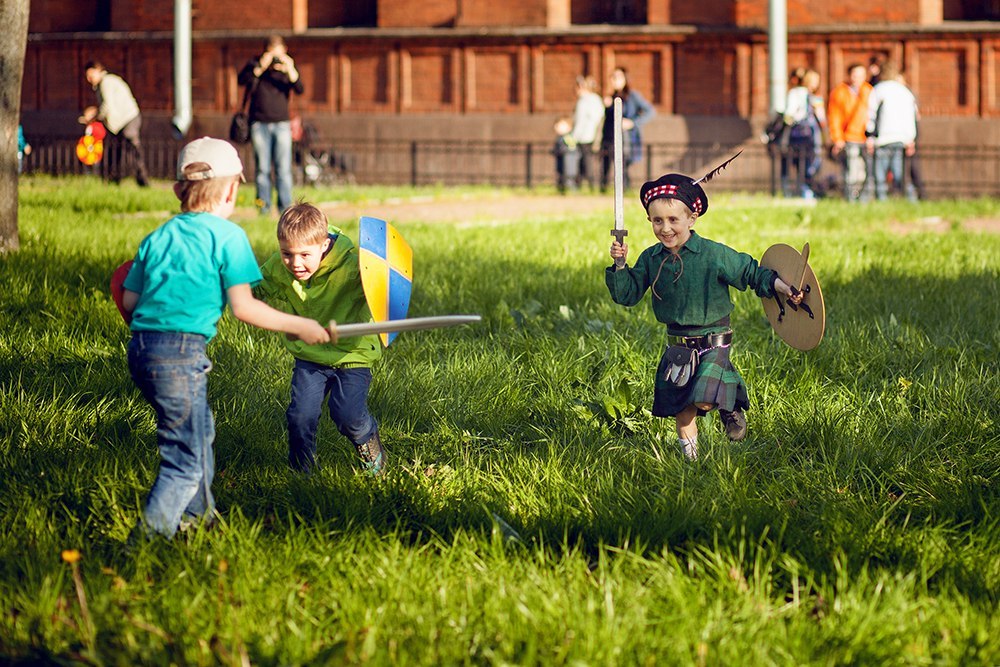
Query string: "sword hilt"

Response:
xmin=611 ymin=229 xmax=628 ymax=246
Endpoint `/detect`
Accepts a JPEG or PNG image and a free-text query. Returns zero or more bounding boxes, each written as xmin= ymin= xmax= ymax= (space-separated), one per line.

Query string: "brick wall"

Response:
xmin=28 ymin=0 xmax=1000 ymax=34
xmin=25 ymin=29 xmax=1000 ymax=125
xmin=379 ymin=0 xmax=457 ymax=28
xmin=28 ymin=0 xmax=104 ymax=32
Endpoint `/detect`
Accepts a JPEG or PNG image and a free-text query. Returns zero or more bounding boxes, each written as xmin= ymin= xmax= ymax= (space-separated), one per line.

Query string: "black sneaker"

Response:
xmin=719 ymin=409 xmax=747 ymax=441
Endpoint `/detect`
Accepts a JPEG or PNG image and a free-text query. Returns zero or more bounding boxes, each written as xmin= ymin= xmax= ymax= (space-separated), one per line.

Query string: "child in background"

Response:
xmin=17 ymin=125 xmax=31 ymax=173
xmin=121 ymin=137 xmax=330 ymax=538
xmin=255 ymin=203 xmax=386 ymax=476
xmin=552 ymin=117 xmax=580 ymax=193
xmin=607 ymin=173 xmax=802 ymax=459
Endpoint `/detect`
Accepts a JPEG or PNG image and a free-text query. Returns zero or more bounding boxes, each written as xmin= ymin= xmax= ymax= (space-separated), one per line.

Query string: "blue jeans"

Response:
xmin=128 ymin=332 xmax=215 ymax=537
xmin=250 ymin=120 xmax=293 ymax=213
xmin=874 ymin=142 xmax=911 ymax=200
xmin=287 ymin=361 xmax=377 ymax=473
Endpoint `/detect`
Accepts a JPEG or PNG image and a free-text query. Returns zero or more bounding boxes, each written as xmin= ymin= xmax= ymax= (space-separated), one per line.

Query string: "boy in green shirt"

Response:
xmin=607 ymin=173 xmax=802 ymax=459
xmin=255 ymin=203 xmax=386 ymax=475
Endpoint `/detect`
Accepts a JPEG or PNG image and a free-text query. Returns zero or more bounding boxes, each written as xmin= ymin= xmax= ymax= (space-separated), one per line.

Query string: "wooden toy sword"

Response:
xmin=611 ymin=97 xmax=627 ymax=248
xmin=329 ymin=315 xmax=481 ymax=342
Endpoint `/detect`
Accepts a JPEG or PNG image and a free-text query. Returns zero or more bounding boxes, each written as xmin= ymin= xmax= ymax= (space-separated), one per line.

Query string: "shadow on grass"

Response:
xmin=2 ymin=238 xmax=998 ymax=602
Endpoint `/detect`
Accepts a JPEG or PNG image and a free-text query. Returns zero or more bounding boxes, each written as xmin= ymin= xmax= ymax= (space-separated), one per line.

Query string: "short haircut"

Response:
xmin=880 ymin=60 xmax=901 ymax=81
xmin=277 ymin=203 xmax=329 ymax=245
xmin=847 ymin=63 xmax=864 ymax=74
xmin=576 ymin=75 xmax=598 ymax=93
xmin=84 ymin=60 xmax=105 ymax=73
xmin=175 ymin=163 xmax=239 ymax=212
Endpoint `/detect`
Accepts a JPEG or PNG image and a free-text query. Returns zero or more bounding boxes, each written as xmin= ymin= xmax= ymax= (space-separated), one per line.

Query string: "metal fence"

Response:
xmin=19 ymin=134 xmax=1000 ymax=200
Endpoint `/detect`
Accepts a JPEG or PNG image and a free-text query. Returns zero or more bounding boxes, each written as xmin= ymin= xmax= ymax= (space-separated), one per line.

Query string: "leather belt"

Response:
xmin=669 ymin=331 xmax=733 ymax=350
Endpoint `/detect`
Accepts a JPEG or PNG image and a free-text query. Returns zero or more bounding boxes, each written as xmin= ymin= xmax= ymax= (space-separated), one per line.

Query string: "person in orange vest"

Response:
xmin=827 ymin=63 xmax=873 ymax=201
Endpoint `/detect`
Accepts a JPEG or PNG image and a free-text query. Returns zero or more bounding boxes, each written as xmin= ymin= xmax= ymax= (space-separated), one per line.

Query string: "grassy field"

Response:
xmin=1 ymin=176 xmax=999 ymax=665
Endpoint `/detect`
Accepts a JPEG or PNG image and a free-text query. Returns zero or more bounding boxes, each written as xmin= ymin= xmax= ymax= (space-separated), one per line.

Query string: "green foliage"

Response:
xmin=1 ymin=177 xmax=999 ymax=664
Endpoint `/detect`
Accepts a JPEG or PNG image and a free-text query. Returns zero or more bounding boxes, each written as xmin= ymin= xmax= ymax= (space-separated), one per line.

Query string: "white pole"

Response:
xmin=172 ymin=0 xmax=192 ymax=137
xmin=769 ymin=0 xmax=787 ymax=115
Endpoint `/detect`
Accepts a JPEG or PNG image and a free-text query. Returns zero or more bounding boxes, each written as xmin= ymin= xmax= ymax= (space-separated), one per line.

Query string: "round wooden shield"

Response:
xmin=110 ymin=260 xmax=134 ymax=323
xmin=760 ymin=243 xmax=825 ymax=350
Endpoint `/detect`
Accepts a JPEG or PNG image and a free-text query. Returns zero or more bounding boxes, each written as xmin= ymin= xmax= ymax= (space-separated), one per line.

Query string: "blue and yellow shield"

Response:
xmin=358 ymin=216 xmax=413 ymax=346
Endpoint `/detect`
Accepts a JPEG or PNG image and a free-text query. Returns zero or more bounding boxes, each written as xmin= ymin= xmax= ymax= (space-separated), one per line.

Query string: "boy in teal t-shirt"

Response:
xmin=122 ymin=138 xmax=330 ymax=538
xmin=255 ymin=202 xmax=386 ymax=475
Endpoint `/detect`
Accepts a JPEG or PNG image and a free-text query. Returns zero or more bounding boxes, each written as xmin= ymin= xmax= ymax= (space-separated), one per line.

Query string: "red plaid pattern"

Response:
xmin=642 ymin=183 xmax=703 ymax=215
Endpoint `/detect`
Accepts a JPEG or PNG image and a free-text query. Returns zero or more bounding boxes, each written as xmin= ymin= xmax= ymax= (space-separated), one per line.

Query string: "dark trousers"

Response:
xmin=106 ymin=115 xmax=149 ymax=186
xmin=286 ymin=361 xmax=377 ymax=472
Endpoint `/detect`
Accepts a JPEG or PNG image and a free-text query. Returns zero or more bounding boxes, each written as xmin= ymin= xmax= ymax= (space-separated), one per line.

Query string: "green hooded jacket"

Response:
xmin=256 ymin=229 xmax=382 ymax=367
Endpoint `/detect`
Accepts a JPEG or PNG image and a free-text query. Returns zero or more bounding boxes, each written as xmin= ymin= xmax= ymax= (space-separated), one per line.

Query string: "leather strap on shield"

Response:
xmin=760 ymin=243 xmax=826 ymax=351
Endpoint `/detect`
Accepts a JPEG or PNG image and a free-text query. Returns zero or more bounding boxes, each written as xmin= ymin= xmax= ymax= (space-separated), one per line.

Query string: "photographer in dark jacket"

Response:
xmin=238 ymin=35 xmax=304 ymax=215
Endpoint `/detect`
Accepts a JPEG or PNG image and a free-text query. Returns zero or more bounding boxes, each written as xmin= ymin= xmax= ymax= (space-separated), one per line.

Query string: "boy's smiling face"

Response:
xmin=280 ymin=237 xmax=331 ymax=281
xmin=647 ymin=197 xmax=696 ymax=252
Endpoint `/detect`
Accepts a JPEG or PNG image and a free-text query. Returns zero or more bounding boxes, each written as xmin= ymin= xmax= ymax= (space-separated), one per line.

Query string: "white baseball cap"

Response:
xmin=176 ymin=137 xmax=245 ymax=182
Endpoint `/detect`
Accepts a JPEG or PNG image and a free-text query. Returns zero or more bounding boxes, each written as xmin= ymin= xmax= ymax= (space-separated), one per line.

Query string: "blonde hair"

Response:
xmin=277 ymin=202 xmax=329 ymax=245
xmin=176 ymin=163 xmax=239 ymax=212
xmin=576 ymin=75 xmax=598 ymax=93
xmin=801 ymin=69 xmax=821 ymax=92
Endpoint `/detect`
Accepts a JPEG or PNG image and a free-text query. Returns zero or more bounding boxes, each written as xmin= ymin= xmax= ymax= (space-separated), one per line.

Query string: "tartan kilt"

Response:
xmin=652 ymin=344 xmax=750 ymax=417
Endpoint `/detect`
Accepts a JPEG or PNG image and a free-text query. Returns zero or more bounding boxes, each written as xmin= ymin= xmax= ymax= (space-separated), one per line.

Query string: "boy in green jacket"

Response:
xmin=607 ymin=173 xmax=802 ymax=459
xmin=256 ymin=203 xmax=386 ymax=475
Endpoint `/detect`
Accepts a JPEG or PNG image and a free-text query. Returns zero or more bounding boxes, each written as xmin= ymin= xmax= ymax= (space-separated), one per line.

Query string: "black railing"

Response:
xmin=18 ymin=135 xmax=1000 ymax=200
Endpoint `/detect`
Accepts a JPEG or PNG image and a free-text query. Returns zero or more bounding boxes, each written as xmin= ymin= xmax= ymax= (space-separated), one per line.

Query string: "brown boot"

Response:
xmin=355 ymin=431 xmax=387 ymax=476
xmin=719 ymin=409 xmax=747 ymax=441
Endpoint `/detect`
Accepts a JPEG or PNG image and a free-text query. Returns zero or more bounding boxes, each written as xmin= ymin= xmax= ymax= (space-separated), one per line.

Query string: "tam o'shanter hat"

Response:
xmin=639 ymin=150 xmax=743 ymax=216
xmin=640 ymin=174 xmax=709 ymax=216
xmin=177 ymin=137 xmax=245 ymax=182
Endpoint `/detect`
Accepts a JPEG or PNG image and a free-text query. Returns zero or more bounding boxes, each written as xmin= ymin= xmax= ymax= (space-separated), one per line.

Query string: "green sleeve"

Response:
xmin=605 ymin=250 xmax=652 ymax=307
xmin=717 ymin=245 xmax=778 ymax=298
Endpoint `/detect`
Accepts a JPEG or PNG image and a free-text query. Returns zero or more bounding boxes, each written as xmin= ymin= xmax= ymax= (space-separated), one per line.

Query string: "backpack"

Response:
xmin=762 ymin=113 xmax=789 ymax=147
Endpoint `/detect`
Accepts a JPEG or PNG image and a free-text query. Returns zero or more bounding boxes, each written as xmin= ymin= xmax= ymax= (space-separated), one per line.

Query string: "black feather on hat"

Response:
xmin=639 ymin=150 xmax=743 ymax=216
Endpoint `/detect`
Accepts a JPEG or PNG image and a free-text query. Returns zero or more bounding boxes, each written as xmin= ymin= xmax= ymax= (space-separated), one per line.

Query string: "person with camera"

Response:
xmin=238 ymin=35 xmax=304 ymax=215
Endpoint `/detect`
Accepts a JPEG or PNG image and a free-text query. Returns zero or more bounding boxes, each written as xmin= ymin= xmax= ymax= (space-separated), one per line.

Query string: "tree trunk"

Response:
xmin=0 ymin=0 xmax=30 ymax=253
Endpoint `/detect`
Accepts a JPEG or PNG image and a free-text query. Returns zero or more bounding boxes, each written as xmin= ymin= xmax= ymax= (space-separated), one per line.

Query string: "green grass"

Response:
xmin=2 ymin=175 xmax=999 ymax=665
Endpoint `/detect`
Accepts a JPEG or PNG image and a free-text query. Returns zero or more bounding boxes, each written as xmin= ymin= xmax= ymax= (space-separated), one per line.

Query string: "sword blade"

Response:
xmin=613 ymin=97 xmax=624 ymax=231
xmin=795 ymin=243 xmax=811 ymax=291
xmin=611 ymin=97 xmax=627 ymax=246
xmin=330 ymin=315 xmax=481 ymax=340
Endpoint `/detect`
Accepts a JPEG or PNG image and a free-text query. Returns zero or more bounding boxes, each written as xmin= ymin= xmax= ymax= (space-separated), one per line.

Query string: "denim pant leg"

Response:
xmin=128 ymin=333 xmax=215 ymax=537
xmin=272 ymin=121 xmax=294 ymax=213
xmin=327 ymin=368 xmax=378 ymax=447
xmin=888 ymin=144 xmax=905 ymax=197
xmin=287 ymin=360 xmax=331 ymax=472
xmin=251 ymin=122 xmax=274 ymax=210
xmin=874 ymin=145 xmax=892 ymax=200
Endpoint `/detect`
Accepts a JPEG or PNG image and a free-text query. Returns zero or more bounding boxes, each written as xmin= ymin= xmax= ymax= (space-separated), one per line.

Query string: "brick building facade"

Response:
xmin=21 ymin=0 xmax=1000 ymax=186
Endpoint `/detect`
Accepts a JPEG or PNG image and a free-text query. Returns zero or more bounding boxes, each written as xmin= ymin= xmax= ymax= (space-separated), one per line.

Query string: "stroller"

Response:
xmin=293 ymin=118 xmax=356 ymax=186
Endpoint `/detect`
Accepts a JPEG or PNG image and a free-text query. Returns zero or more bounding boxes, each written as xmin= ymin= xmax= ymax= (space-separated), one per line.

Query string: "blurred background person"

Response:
xmin=828 ymin=63 xmax=873 ymax=201
xmin=782 ymin=68 xmax=825 ymax=198
xmin=600 ymin=67 xmax=655 ymax=191
xmin=238 ymin=35 xmax=304 ymax=215
xmin=17 ymin=124 xmax=30 ymax=174
xmin=569 ymin=75 xmax=604 ymax=190
xmin=866 ymin=61 xmax=918 ymax=201
xmin=80 ymin=60 xmax=149 ymax=187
